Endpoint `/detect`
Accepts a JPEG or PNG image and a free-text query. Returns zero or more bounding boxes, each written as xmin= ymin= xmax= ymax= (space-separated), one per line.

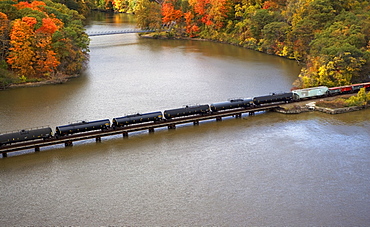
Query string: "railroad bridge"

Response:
xmin=0 ymin=105 xmax=279 ymax=158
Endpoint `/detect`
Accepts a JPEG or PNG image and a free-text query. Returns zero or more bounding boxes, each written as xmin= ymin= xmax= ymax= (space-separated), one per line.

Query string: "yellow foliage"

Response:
xmin=345 ymin=88 xmax=369 ymax=106
xmin=280 ymin=45 xmax=289 ymax=57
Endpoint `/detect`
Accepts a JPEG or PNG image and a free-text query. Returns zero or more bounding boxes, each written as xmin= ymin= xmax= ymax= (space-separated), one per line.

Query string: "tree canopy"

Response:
xmin=0 ymin=0 xmax=90 ymax=87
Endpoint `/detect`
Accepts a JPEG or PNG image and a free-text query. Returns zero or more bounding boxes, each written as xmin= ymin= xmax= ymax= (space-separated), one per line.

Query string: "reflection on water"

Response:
xmin=0 ymin=12 xmax=369 ymax=226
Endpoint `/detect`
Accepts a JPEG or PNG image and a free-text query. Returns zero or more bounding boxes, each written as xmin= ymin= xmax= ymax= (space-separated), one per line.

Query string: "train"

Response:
xmin=1 ymin=82 xmax=370 ymax=147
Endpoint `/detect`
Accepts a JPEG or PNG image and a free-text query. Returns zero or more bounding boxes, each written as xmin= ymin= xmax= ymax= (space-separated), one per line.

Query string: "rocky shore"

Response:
xmin=275 ymin=94 xmax=368 ymax=115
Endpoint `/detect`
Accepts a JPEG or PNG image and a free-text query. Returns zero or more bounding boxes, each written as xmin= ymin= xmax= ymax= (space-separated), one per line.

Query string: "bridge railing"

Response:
xmin=86 ymin=28 xmax=157 ymax=36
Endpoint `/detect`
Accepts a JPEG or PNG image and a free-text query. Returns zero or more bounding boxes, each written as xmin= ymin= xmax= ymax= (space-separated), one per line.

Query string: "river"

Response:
xmin=0 ymin=12 xmax=369 ymax=226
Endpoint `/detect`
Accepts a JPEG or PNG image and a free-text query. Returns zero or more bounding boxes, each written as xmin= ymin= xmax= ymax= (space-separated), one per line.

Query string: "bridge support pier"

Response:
xmin=122 ymin=132 xmax=128 ymax=137
xmin=65 ymin=141 xmax=73 ymax=147
xmin=235 ymin=113 xmax=242 ymax=118
xmin=2 ymin=152 xmax=7 ymax=158
xmin=249 ymin=111 xmax=255 ymax=116
xmin=193 ymin=120 xmax=199 ymax=125
xmin=149 ymin=128 xmax=155 ymax=133
xmin=216 ymin=116 xmax=222 ymax=121
xmin=168 ymin=124 xmax=176 ymax=130
xmin=35 ymin=146 xmax=40 ymax=152
xmin=96 ymin=136 xmax=101 ymax=143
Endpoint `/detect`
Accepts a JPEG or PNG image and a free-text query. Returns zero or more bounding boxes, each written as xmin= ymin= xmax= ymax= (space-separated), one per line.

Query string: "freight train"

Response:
xmin=1 ymin=82 xmax=370 ymax=146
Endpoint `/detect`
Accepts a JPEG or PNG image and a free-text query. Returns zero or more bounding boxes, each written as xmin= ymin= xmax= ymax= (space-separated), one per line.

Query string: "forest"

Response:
xmin=1 ymin=0 xmax=370 ymax=88
xmin=0 ymin=0 xmax=91 ymax=88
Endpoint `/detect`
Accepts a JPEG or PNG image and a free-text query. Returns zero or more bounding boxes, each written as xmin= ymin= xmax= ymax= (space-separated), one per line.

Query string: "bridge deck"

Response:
xmin=87 ymin=29 xmax=155 ymax=36
xmin=0 ymin=105 xmax=278 ymax=157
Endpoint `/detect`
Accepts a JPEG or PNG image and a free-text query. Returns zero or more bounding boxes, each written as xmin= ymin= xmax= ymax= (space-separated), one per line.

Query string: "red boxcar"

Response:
xmin=328 ymin=85 xmax=352 ymax=95
xmin=362 ymin=82 xmax=370 ymax=90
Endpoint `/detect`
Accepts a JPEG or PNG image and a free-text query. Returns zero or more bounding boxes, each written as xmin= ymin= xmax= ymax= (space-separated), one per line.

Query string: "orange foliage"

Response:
xmin=262 ymin=1 xmax=279 ymax=10
xmin=36 ymin=18 xmax=58 ymax=34
xmin=14 ymin=1 xmax=46 ymax=11
xmin=22 ymin=16 xmax=37 ymax=27
xmin=7 ymin=17 xmax=37 ymax=77
xmin=162 ymin=2 xmax=183 ymax=23
xmin=184 ymin=11 xmax=199 ymax=37
xmin=34 ymin=33 xmax=60 ymax=75
xmin=0 ymin=12 xmax=7 ymax=20
xmin=193 ymin=0 xmax=209 ymax=16
xmin=187 ymin=0 xmax=228 ymax=28
xmin=14 ymin=1 xmax=31 ymax=10
xmin=208 ymin=0 xmax=229 ymax=28
xmin=7 ymin=16 xmax=60 ymax=78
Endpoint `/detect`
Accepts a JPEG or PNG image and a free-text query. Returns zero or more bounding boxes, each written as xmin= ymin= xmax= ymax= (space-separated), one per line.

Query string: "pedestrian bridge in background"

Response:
xmin=87 ymin=29 xmax=156 ymax=36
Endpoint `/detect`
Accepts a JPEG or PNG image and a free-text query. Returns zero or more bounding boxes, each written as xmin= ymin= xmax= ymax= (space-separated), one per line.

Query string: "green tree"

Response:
xmin=345 ymin=87 xmax=369 ymax=106
xmin=304 ymin=0 xmax=339 ymax=30
xmin=249 ymin=9 xmax=278 ymax=40
xmin=287 ymin=18 xmax=316 ymax=60
xmin=260 ymin=21 xmax=290 ymax=55
xmin=0 ymin=12 xmax=10 ymax=63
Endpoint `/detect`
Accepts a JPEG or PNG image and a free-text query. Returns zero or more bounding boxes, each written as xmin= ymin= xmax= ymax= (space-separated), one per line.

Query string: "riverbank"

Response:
xmin=275 ymin=94 xmax=368 ymax=115
xmin=5 ymin=74 xmax=80 ymax=89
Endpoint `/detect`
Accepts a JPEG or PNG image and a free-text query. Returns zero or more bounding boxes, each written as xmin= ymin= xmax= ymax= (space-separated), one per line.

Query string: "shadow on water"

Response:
xmin=0 ymin=73 xmax=89 ymax=131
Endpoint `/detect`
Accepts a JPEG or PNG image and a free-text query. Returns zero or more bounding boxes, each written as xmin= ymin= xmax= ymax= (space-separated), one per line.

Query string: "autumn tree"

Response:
xmin=7 ymin=17 xmax=37 ymax=78
xmin=260 ymin=21 xmax=290 ymax=55
xmin=207 ymin=0 xmax=231 ymax=29
xmin=135 ymin=0 xmax=162 ymax=29
xmin=0 ymin=11 xmax=16 ymax=88
xmin=34 ymin=17 xmax=60 ymax=77
xmin=189 ymin=0 xmax=210 ymax=25
xmin=0 ymin=12 xmax=10 ymax=62
xmin=249 ymin=9 xmax=279 ymax=40
xmin=345 ymin=87 xmax=370 ymax=106
xmin=162 ymin=0 xmax=183 ymax=24
xmin=53 ymin=0 xmax=93 ymax=17
xmin=0 ymin=1 xmax=19 ymax=20
xmin=3 ymin=0 xmax=90 ymax=83
xmin=287 ymin=18 xmax=316 ymax=60
xmin=7 ymin=1 xmax=62 ymax=79
xmin=51 ymin=19 xmax=89 ymax=75
xmin=184 ymin=11 xmax=199 ymax=37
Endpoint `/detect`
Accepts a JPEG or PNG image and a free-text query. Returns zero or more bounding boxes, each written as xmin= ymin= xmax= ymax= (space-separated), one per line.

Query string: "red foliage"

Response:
xmin=36 ymin=18 xmax=58 ymax=34
xmin=162 ymin=3 xmax=183 ymax=23
xmin=194 ymin=0 xmax=209 ymax=16
xmin=262 ymin=1 xmax=279 ymax=10
xmin=184 ymin=11 xmax=200 ymax=37
xmin=14 ymin=1 xmax=32 ymax=10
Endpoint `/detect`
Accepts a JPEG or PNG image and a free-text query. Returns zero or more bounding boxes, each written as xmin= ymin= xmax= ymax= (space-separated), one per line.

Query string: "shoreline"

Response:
xmin=141 ymin=33 xmax=370 ymax=115
xmin=275 ymin=94 xmax=368 ymax=115
xmin=4 ymin=33 xmax=368 ymax=115
xmin=139 ymin=32 xmax=300 ymax=62
xmin=5 ymin=74 xmax=80 ymax=90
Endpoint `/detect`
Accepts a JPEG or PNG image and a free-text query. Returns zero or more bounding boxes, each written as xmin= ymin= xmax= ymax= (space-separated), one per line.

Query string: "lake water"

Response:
xmin=0 ymin=12 xmax=369 ymax=226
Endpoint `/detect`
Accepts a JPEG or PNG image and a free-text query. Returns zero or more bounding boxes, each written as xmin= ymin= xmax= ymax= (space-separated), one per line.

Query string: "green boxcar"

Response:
xmin=292 ymin=86 xmax=329 ymax=100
